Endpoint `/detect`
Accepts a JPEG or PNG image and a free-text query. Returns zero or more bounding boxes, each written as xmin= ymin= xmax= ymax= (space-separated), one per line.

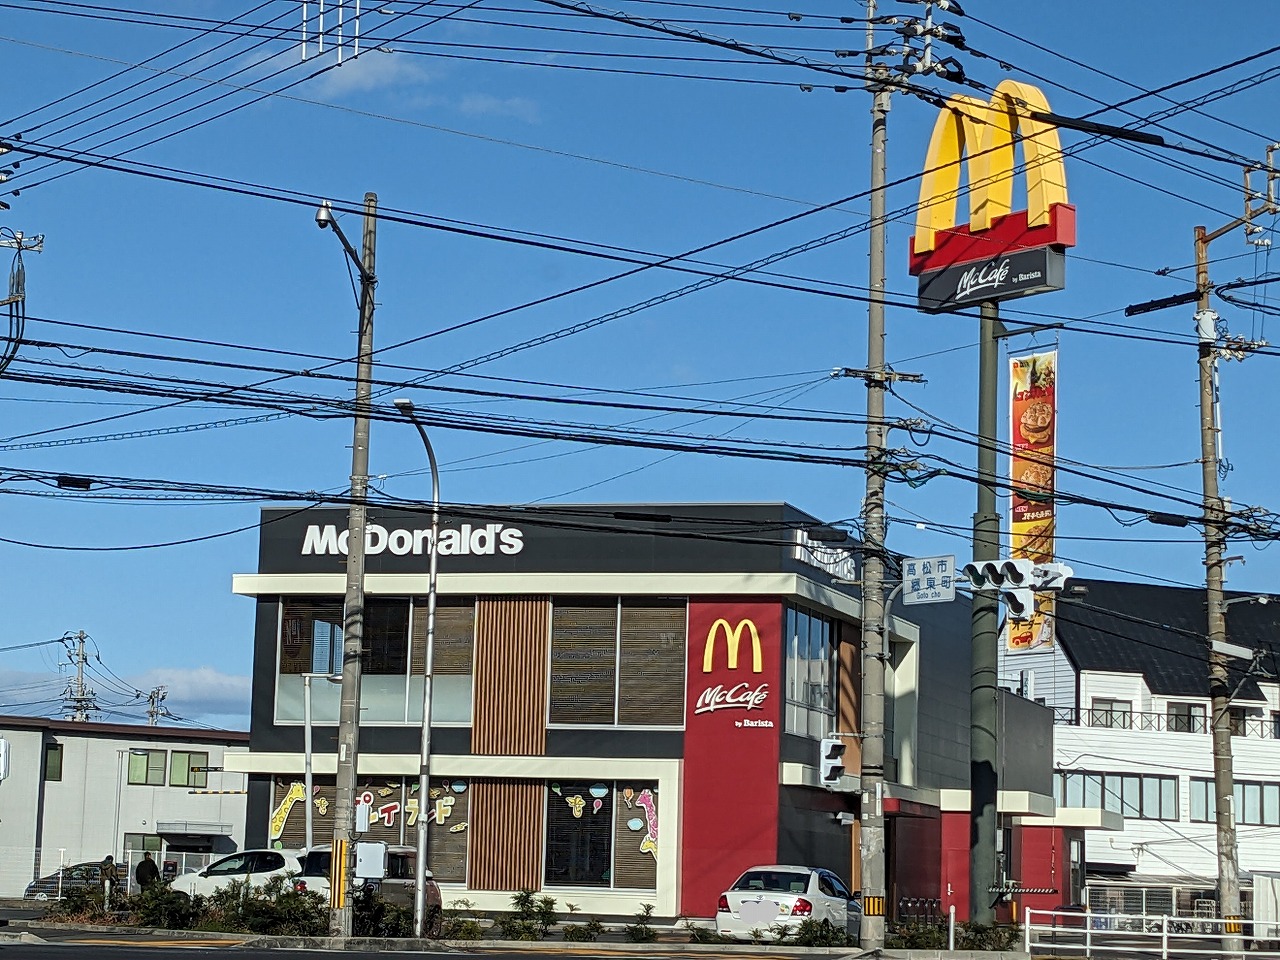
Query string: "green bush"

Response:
xmin=439 ymin=917 xmax=485 ymax=940
xmin=197 ymin=876 xmax=327 ymax=936
xmin=781 ymin=917 xmax=856 ymax=946
xmin=352 ymin=889 xmax=413 ymax=938
xmin=497 ymin=889 xmax=558 ymax=940
xmin=46 ymin=886 xmax=106 ymax=922
xmin=625 ymin=903 xmax=657 ymax=943
xmin=124 ymin=885 xmax=198 ymax=930
xmin=885 ymin=924 xmax=948 ymax=949
xmin=681 ymin=918 xmax=725 ymax=944
xmin=562 ymin=918 xmax=605 ymax=942
xmin=955 ymin=921 xmax=1021 ymax=950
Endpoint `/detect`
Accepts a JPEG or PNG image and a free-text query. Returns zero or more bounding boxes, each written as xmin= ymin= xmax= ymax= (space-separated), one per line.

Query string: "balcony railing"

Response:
xmin=1054 ymin=706 xmax=1280 ymax=740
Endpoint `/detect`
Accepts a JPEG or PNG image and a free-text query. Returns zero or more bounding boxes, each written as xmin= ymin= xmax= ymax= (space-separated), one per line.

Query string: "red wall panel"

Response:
xmin=940 ymin=810 xmax=970 ymax=921
xmin=679 ymin=599 xmax=782 ymax=917
xmin=890 ymin=813 xmax=942 ymax=906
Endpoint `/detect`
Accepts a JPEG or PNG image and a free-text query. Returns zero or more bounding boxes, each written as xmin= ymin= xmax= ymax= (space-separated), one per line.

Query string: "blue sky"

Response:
xmin=1 ymin=1 xmax=1278 ymax=728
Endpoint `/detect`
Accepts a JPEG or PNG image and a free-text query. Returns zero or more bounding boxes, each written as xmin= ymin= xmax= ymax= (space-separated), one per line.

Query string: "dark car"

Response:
xmin=24 ymin=861 xmax=102 ymax=900
xmin=296 ymin=844 xmax=442 ymax=931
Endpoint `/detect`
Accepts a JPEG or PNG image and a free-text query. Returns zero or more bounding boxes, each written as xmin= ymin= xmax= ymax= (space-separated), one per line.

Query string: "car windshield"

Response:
xmin=301 ymin=852 xmax=331 ymax=877
xmin=732 ymin=870 xmax=810 ymax=894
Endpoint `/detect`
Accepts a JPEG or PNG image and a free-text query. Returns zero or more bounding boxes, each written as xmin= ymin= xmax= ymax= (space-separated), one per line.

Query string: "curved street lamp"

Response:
xmin=392 ymin=398 xmax=441 ymax=939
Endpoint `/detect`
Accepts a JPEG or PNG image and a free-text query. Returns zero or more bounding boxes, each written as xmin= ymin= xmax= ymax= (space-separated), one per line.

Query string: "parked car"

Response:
xmin=23 ymin=861 xmax=101 ymax=900
xmin=168 ymin=849 xmax=304 ymax=898
xmin=716 ymin=864 xmax=862 ymax=941
xmin=294 ymin=844 xmax=442 ymax=930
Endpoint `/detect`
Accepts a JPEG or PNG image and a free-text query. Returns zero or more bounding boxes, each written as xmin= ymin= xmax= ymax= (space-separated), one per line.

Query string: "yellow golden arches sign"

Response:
xmin=702 ymin=618 xmax=763 ymax=674
xmin=907 ymin=79 xmax=1076 ymax=313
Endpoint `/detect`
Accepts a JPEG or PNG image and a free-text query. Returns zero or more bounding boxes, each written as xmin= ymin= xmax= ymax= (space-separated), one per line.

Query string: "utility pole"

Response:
xmin=325 ymin=192 xmax=379 ymax=939
xmin=146 ymin=686 xmax=168 ymax=726
xmin=969 ymin=300 xmax=1001 ymax=925
xmin=62 ymin=631 xmax=96 ymax=722
xmin=1124 ymin=150 xmax=1278 ymax=947
xmin=856 ymin=0 xmax=891 ymax=946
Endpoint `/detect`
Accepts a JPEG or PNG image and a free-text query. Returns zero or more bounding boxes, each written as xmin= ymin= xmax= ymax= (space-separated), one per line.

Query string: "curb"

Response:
xmin=14 ymin=920 xmax=251 ymax=942
xmin=243 ymin=938 xmax=864 ymax=953
xmin=0 ymin=932 xmax=46 ymax=945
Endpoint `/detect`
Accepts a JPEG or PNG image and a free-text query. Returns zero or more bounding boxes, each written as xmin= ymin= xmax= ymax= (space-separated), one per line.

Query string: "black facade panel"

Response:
xmin=545 ymin=728 xmax=683 ymax=758
xmin=256 ymin=503 xmax=856 ymax=579
xmin=996 ymin=689 xmax=1053 ymax=795
xmin=249 ymin=597 xmax=280 ymax=749
xmin=779 ymin=732 xmax=816 ymax=766
xmin=245 ymin=774 xmax=272 ymax=850
xmin=776 ymin=786 xmax=853 ymax=882
xmin=249 ymin=723 xmax=472 ymax=756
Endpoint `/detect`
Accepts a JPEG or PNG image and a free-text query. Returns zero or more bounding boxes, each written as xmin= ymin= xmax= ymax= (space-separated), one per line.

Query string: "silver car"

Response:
xmin=716 ymin=864 xmax=862 ymax=942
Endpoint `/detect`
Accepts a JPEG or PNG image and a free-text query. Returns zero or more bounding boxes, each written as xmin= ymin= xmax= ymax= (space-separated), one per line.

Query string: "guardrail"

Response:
xmin=1025 ymin=907 xmax=1280 ymax=959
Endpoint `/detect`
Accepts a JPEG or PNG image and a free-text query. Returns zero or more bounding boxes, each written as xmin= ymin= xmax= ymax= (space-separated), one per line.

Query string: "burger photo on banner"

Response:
xmin=1008 ymin=351 xmax=1057 ymax=653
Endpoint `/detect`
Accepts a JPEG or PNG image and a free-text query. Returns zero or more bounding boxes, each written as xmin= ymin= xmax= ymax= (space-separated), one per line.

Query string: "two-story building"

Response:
xmin=227 ymin=502 xmax=1065 ymax=919
xmin=1002 ymin=578 xmax=1280 ymax=917
xmin=0 ymin=716 xmax=249 ymax=897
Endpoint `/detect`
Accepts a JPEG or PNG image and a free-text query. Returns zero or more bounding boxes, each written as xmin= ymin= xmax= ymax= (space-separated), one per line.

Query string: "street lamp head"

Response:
xmin=315 ymin=200 xmax=334 ymax=230
xmin=393 ymin=398 xmax=415 ymax=415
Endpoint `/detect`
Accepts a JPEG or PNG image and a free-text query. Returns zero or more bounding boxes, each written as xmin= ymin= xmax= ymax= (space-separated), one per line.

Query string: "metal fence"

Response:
xmin=3 ymin=846 xmax=215 ymax=900
xmin=1026 ymin=907 xmax=1280 ymax=958
xmin=1054 ymin=707 xmax=1280 ymax=740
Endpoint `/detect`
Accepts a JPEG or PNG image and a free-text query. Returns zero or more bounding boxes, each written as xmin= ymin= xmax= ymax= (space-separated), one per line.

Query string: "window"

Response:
xmin=785 ymin=605 xmax=841 ymax=738
xmin=1089 ymin=699 xmax=1132 ymax=728
xmin=1167 ymin=702 xmax=1206 ymax=733
xmin=170 ymin=751 xmax=208 ymax=788
xmin=545 ymin=779 xmax=613 ymax=886
xmin=1229 ymin=707 xmax=1249 ymax=736
xmin=411 ymin=601 xmax=475 ymax=724
xmin=1057 ymin=771 xmax=1178 ymax=820
xmin=124 ymin=833 xmax=162 ymax=854
xmin=43 ymin=743 xmax=63 ymax=782
xmin=543 ymin=780 xmax=658 ymax=890
xmin=251 ymin=852 xmax=286 ymax=873
xmin=1272 ymin=711 xmax=1280 ymax=740
xmin=205 ymin=853 xmax=252 ymax=877
xmin=128 ymin=750 xmax=166 ymax=786
xmin=280 ymin=599 xmax=343 ymax=675
xmin=1191 ymin=778 xmax=1280 ymax=825
xmin=547 ymin=599 xmax=686 ymax=727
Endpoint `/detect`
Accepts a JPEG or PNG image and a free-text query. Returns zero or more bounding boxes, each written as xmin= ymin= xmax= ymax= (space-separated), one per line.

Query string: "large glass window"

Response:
xmin=411 ymin=601 xmax=476 ymax=725
xmin=128 ymin=750 xmax=167 ymax=786
xmin=1194 ymin=778 xmax=1280 ymax=825
xmin=543 ymin=780 xmax=657 ymax=889
xmin=547 ymin=599 xmax=685 ymax=727
xmin=1089 ymin=699 xmax=1132 ymax=729
xmin=277 ymin=596 xmax=464 ymax=724
xmin=170 ymin=751 xmax=208 ymax=788
xmin=1057 ymin=770 xmax=1178 ymax=820
xmin=784 ymin=605 xmax=841 ymax=738
xmin=1167 ymin=702 xmax=1206 ymax=733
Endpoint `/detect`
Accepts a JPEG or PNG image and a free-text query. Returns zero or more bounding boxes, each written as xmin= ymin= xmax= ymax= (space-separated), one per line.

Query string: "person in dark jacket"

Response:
xmin=135 ymin=851 xmax=160 ymax=889
xmin=100 ymin=855 xmax=119 ymax=905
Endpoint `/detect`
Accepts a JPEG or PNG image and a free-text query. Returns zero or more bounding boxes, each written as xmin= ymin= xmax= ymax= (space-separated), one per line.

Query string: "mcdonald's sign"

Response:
xmin=702 ymin=618 xmax=763 ymax=674
xmin=908 ymin=80 xmax=1076 ymax=314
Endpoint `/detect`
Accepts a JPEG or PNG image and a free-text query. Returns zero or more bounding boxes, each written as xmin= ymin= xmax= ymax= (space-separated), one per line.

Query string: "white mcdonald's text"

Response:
xmin=302 ymin=522 xmax=525 ymax=557
xmin=693 ymin=681 xmax=769 ymax=715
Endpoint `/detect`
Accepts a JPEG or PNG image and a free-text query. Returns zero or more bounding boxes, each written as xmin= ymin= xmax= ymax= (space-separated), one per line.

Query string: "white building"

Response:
xmin=1002 ymin=578 xmax=1280 ymax=916
xmin=0 ymin=715 xmax=249 ymax=898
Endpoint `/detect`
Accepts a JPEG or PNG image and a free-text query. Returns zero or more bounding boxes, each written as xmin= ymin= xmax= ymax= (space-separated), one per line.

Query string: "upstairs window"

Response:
xmin=1167 ymin=702 xmax=1206 ymax=733
xmin=1089 ymin=698 xmax=1132 ymax=729
xmin=128 ymin=749 xmax=167 ymax=786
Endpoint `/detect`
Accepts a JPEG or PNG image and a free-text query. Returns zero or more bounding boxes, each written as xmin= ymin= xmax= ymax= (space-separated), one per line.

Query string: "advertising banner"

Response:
xmin=680 ymin=599 xmax=782 ymax=916
xmin=1008 ymin=350 xmax=1058 ymax=653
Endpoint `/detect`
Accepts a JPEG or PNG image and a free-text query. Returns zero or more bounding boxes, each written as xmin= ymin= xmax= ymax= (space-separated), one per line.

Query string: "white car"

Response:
xmin=169 ymin=849 xmax=304 ymax=898
xmin=716 ymin=864 xmax=862 ymax=942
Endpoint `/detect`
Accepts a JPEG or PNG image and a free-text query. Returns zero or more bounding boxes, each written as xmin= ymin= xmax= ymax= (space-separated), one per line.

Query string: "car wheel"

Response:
xmin=35 ymin=892 xmax=49 ymax=902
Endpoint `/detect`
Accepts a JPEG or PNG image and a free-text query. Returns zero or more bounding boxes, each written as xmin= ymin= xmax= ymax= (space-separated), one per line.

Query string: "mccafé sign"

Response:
xmin=909 ymin=79 xmax=1076 ymax=313
xmin=693 ymin=618 xmax=769 ymax=718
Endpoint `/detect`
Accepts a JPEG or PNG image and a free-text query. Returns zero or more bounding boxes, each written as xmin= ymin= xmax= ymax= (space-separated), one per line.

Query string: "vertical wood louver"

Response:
xmin=472 ymin=597 xmax=550 ymax=755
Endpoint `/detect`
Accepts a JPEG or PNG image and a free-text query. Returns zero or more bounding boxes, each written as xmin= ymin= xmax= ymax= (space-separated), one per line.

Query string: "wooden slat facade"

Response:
xmin=838 ymin=638 xmax=862 ymax=773
xmin=472 ymin=597 xmax=550 ymax=756
xmin=468 ymin=779 xmax=545 ymax=891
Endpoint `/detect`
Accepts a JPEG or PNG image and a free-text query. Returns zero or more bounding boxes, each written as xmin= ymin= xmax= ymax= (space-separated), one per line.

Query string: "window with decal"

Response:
xmin=548 ymin=599 xmax=686 ymax=727
xmin=784 ymin=605 xmax=841 ymax=738
xmin=544 ymin=780 xmax=658 ymax=889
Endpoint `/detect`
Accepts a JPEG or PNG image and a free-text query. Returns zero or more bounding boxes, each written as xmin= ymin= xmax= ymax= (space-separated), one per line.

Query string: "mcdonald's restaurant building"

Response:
xmin=226 ymin=502 xmax=1083 ymax=919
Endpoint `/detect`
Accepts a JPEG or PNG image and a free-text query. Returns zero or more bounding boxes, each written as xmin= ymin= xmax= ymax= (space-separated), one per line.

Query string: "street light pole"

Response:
xmin=317 ymin=193 xmax=379 ymax=938
xmin=392 ymin=398 xmax=441 ymax=939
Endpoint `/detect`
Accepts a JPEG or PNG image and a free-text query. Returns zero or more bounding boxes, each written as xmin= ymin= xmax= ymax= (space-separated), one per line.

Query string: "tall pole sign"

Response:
xmin=908 ymin=79 xmax=1075 ymax=924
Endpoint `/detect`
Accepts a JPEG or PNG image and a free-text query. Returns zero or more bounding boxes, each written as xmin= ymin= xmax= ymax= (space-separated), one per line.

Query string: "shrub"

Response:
xmin=886 ymin=924 xmax=948 ymax=949
xmin=125 ymin=885 xmax=198 ymax=930
xmin=496 ymin=889 xmax=557 ymax=940
xmin=562 ymin=918 xmax=605 ymax=942
xmin=783 ymin=918 xmax=855 ymax=947
xmin=440 ymin=917 xmax=485 ymax=940
xmin=955 ymin=921 xmax=1021 ymax=950
xmin=681 ymin=918 xmax=725 ymax=944
xmin=47 ymin=887 xmax=107 ymax=922
xmin=625 ymin=903 xmax=657 ymax=943
xmin=353 ymin=889 xmax=413 ymax=938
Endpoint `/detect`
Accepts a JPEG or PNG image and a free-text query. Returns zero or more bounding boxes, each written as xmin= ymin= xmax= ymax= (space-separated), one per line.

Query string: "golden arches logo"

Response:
xmin=702 ymin=618 xmax=763 ymax=674
xmin=913 ymin=79 xmax=1069 ymax=255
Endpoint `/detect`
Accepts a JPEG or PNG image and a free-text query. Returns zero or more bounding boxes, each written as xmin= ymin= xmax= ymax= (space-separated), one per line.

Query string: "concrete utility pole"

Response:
xmin=969 ymin=300 xmax=1002 ymax=926
xmin=321 ymin=192 xmax=379 ymax=939
xmin=146 ymin=686 xmax=168 ymax=726
xmin=63 ymin=631 xmax=96 ymax=722
xmin=857 ymin=4 xmax=891 ymax=945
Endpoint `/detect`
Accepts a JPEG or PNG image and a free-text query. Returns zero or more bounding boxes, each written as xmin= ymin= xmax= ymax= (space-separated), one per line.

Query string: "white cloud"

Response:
xmin=310 ymin=52 xmax=432 ymax=98
xmin=127 ymin=667 xmax=251 ymax=726
xmin=457 ymin=94 xmax=540 ymax=123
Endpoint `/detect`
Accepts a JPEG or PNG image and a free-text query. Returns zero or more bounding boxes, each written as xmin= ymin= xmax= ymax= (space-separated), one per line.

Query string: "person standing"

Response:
xmin=135 ymin=851 xmax=160 ymax=890
xmin=100 ymin=855 xmax=119 ymax=906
